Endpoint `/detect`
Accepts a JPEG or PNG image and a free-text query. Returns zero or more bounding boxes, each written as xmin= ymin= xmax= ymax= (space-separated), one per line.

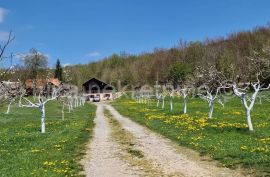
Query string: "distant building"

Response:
xmin=82 ymin=78 xmax=114 ymax=101
xmin=25 ymin=78 xmax=61 ymax=95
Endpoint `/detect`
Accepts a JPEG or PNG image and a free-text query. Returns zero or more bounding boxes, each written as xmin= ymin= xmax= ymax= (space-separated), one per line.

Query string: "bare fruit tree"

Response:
xmin=58 ymin=84 xmax=83 ymax=120
xmin=232 ymin=79 xmax=269 ymax=131
xmin=1 ymin=80 xmax=25 ymax=114
xmin=176 ymin=87 xmax=192 ymax=114
xmin=167 ymin=86 xmax=174 ymax=111
xmin=154 ymin=83 xmax=162 ymax=108
xmin=230 ymin=48 xmax=270 ymax=131
xmin=158 ymin=86 xmax=167 ymax=110
xmin=195 ymin=65 xmax=225 ymax=119
xmin=175 ymin=75 xmax=195 ymax=114
xmin=20 ymin=85 xmax=64 ymax=133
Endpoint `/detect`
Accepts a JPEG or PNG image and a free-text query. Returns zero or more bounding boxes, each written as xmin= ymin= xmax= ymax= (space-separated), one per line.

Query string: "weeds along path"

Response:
xmin=105 ymin=103 xmax=246 ymax=177
xmin=82 ymin=103 xmax=141 ymax=177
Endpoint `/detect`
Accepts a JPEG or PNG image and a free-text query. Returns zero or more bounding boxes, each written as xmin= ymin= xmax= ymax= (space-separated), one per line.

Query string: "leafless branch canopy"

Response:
xmin=0 ymin=31 xmax=15 ymax=61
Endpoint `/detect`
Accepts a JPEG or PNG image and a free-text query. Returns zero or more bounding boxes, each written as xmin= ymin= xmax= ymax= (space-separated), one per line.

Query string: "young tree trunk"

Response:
xmin=170 ymin=96 xmax=173 ymax=111
xmin=74 ymin=98 xmax=76 ymax=108
xmin=6 ymin=101 xmax=13 ymax=114
xmin=183 ymin=95 xmax=187 ymax=114
xmin=208 ymin=100 xmax=214 ymax=119
xmin=70 ymin=101 xmax=73 ymax=110
xmin=6 ymin=104 xmax=11 ymax=114
xmin=241 ymin=95 xmax=256 ymax=131
xmin=62 ymin=103 xmax=65 ymax=120
xmin=162 ymin=97 xmax=165 ymax=109
xmin=79 ymin=98 xmax=82 ymax=106
xmin=82 ymin=99 xmax=85 ymax=106
xmin=246 ymin=108 xmax=253 ymax=131
xmin=157 ymin=99 xmax=160 ymax=107
xmin=40 ymin=103 xmax=45 ymax=133
xmin=19 ymin=97 xmax=22 ymax=107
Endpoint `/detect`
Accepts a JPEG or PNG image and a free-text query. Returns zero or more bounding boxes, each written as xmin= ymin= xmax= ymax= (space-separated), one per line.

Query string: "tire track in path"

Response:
xmin=105 ymin=103 xmax=246 ymax=177
xmin=82 ymin=103 xmax=142 ymax=177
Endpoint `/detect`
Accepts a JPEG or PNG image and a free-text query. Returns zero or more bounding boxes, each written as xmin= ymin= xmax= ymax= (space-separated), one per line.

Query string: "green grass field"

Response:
xmin=112 ymin=95 xmax=270 ymax=175
xmin=0 ymin=100 xmax=96 ymax=177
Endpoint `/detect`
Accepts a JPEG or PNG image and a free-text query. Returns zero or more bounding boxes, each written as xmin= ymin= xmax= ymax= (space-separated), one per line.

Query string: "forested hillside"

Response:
xmin=3 ymin=26 xmax=270 ymax=89
xmin=66 ymin=26 xmax=270 ymax=88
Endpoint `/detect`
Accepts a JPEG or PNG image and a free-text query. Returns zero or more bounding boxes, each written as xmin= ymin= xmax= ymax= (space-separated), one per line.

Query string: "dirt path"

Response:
xmin=82 ymin=103 xmax=142 ymax=177
xmin=82 ymin=102 xmax=246 ymax=177
xmin=105 ymin=103 xmax=246 ymax=177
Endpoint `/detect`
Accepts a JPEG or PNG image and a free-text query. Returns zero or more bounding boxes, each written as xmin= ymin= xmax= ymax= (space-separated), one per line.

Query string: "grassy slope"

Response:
xmin=112 ymin=96 xmax=270 ymax=175
xmin=0 ymin=101 xmax=96 ymax=177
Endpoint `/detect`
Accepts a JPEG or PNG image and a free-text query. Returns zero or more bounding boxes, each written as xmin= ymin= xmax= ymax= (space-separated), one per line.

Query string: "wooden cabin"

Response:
xmin=82 ymin=78 xmax=114 ymax=101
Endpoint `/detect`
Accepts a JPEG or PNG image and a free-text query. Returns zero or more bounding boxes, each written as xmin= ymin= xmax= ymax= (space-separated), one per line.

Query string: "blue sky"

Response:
xmin=0 ymin=0 xmax=270 ymax=67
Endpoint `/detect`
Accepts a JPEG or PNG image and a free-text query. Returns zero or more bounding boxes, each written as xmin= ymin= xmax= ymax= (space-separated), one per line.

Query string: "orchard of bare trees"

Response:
xmin=2 ymin=26 xmax=270 ymax=133
xmin=0 ymin=31 xmax=86 ymax=134
xmin=134 ymin=43 xmax=270 ymax=132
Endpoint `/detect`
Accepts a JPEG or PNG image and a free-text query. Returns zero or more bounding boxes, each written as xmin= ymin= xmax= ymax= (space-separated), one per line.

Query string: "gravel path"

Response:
xmin=82 ymin=102 xmax=246 ymax=177
xmin=82 ymin=103 xmax=141 ymax=177
xmin=105 ymin=103 xmax=246 ymax=177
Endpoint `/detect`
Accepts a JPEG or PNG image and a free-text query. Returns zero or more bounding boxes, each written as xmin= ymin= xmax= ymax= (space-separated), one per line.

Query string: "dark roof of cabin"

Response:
xmin=82 ymin=78 xmax=114 ymax=89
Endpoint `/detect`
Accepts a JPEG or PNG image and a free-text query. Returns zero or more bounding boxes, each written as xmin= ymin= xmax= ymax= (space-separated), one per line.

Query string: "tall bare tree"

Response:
xmin=0 ymin=31 xmax=15 ymax=99
xmin=22 ymin=48 xmax=48 ymax=96
xmin=195 ymin=65 xmax=225 ymax=119
xmin=0 ymin=31 xmax=14 ymax=61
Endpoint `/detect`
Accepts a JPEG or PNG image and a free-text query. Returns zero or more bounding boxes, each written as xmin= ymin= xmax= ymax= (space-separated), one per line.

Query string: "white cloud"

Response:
xmin=14 ymin=53 xmax=27 ymax=60
xmin=86 ymin=51 xmax=100 ymax=57
xmin=0 ymin=31 xmax=9 ymax=41
xmin=0 ymin=7 xmax=8 ymax=23
xmin=63 ymin=63 xmax=71 ymax=67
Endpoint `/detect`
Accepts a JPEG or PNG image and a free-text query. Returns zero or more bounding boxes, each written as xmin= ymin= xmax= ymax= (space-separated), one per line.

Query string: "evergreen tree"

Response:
xmin=54 ymin=59 xmax=63 ymax=81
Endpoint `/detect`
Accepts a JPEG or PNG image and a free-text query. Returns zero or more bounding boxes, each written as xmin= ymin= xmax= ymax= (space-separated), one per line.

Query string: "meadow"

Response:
xmin=0 ymin=100 xmax=96 ymax=177
xmin=112 ymin=94 xmax=270 ymax=175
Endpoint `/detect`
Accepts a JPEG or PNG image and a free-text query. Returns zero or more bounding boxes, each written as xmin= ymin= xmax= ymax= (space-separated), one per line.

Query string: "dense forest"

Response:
xmin=2 ymin=26 xmax=270 ymax=89
xmin=65 ymin=26 xmax=270 ymax=88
